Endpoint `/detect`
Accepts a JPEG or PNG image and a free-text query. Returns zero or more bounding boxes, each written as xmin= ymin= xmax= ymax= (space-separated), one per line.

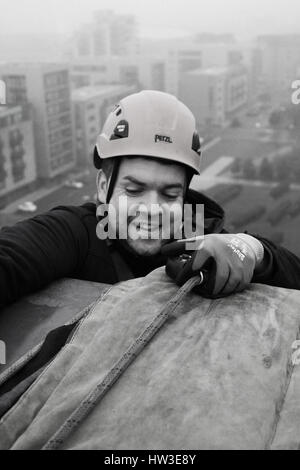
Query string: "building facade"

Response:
xmin=0 ymin=64 xmax=75 ymax=179
xmin=0 ymin=104 xmax=37 ymax=197
xmin=73 ymin=10 xmax=139 ymax=60
xmin=72 ymin=84 xmax=135 ymax=167
xmin=180 ymin=64 xmax=248 ymax=128
xmin=70 ymin=57 xmax=141 ymax=90
xmin=140 ymin=38 xmax=245 ymax=97
xmin=256 ymin=35 xmax=300 ymax=103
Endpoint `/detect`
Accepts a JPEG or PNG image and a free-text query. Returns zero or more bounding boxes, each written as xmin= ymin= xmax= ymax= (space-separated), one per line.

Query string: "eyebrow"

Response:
xmin=122 ymin=176 xmax=184 ymax=190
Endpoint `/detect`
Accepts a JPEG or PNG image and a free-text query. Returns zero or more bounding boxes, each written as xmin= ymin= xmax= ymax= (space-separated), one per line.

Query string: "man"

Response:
xmin=0 ymin=89 xmax=300 ymax=309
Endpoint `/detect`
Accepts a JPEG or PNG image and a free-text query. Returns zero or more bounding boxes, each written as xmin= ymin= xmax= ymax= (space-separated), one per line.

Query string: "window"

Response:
xmin=44 ymin=71 xmax=69 ymax=90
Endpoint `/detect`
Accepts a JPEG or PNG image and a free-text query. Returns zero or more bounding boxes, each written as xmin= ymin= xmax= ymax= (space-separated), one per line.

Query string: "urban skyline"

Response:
xmin=0 ymin=0 xmax=300 ymax=40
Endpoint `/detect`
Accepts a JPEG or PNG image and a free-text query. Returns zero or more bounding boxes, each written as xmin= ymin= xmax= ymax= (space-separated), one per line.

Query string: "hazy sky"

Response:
xmin=0 ymin=0 xmax=299 ymax=39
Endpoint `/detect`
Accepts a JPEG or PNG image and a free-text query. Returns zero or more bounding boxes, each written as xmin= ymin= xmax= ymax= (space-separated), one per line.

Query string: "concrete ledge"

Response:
xmin=0 ymin=278 xmax=110 ymax=371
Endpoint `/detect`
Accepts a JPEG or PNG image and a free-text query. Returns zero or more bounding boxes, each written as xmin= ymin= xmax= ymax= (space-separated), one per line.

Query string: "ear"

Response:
xmin=96 ymin=169 xmax=108 ymax=203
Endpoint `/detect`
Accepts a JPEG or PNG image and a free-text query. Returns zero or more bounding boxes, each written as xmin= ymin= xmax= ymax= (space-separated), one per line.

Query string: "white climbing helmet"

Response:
xmin=94 ymin=90 xmax=202 ymax=174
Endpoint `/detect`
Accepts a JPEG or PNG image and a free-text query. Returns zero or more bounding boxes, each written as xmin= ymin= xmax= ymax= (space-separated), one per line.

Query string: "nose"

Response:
xmin=145 ymin=190 xmax=162 ymax=208
xmin=138 ymin=191 xmax=163 ymax=223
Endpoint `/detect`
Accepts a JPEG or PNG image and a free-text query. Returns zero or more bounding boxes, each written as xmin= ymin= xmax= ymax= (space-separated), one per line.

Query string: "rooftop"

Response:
xmin=257 ymin=34 xmax=300 ymax=46
xmin=0 ymin=62 xmax=70 ymax=74
xmin=186 ymin=63 xmax=246 ymax=77
xmin=71 ymin=84 xmax=134 ymax=102
xmin=0 ymin=104 xmax=23 ymax=116
xmin=187 ymin=66 xmax=228 ymax=77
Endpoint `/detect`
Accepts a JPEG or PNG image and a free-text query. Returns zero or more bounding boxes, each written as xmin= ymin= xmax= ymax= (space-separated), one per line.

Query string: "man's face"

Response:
xmin=97 ymin=157 xmax=186 ymax=256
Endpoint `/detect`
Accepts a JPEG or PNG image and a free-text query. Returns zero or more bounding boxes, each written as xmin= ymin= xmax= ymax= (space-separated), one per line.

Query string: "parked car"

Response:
xmin=17 ymin=201 xmax=37 ymax=213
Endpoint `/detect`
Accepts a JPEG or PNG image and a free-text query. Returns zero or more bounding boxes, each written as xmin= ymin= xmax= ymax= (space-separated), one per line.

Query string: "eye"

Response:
xmin=163 ymin=192 xmax=181 ymax=200
xmin=125 ymin=187 xmax=144 ymax=195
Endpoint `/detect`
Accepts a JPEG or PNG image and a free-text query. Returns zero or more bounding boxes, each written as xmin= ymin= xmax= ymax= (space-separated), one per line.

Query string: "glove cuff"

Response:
xmin=236 ymin=233 xmax=265 ymax=267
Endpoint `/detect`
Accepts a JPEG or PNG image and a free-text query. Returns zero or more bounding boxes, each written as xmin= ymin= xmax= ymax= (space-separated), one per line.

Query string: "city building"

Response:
xmin=70 ymin=62 xmax=111 ymax=89
xmin=0 ymin=64 xmax=75 ymax=179
xmin=0 ymin=104 xmax=37 ymax=198
xmin=72 ymin=10 xmax=139 ymax=59
xmin=71 ymin=84 xmax=136 ymax=166
xmin=70 ymin=57 xmax=141 ymax=90
xmin=70 ymin=31 xmax=247 ymax=103
xmin=256 ymin=35 xmax=300 ymax=103
xmin=141 ymin=37 xmax=245 ymax=97
xmin=180 ymin=64 xmax=248 ymax=128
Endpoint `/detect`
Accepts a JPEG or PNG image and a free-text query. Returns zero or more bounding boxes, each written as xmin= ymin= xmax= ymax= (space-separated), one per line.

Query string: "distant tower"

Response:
xmin=73 ymin=10 xmax=139 ymax=59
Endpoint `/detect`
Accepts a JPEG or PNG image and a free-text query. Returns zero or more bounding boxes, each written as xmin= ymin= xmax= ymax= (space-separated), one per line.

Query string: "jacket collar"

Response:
xmin=186 ymin=189 xmax=225 ymax=235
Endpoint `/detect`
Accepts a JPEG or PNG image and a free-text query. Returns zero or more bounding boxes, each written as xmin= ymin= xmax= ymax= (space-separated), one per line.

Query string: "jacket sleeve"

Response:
xmin=250 ymin=234 xmax=300 ymax=290
xmin=0 ymin=206 xmax=89 ymax=309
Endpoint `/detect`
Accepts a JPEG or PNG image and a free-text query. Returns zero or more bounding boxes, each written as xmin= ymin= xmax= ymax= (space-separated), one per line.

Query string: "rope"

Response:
xmin=42 ymin=274 xmax=203 ymax=450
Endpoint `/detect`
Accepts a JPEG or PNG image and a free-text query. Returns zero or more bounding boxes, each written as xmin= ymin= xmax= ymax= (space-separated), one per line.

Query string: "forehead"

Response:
xmin=117 ymin=157 xmax=186 ymax=185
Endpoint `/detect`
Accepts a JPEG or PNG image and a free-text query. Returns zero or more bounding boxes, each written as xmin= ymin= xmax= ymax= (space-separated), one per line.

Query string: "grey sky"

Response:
xmin=0 ymin=0 xmax=299 ymax=39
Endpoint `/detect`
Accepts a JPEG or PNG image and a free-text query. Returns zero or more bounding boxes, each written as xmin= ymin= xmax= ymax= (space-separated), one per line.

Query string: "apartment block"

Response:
xmin=256 ymin=35 xmax=300 ymax=102
xmin=0 ymin=104 xmax=37 ymax=197
xmin=0 ymin=64 xmax=75 ymax=179
xmin=141 ymin=38 xmax=245 ymax=97
xmin=180 ymin=64 xmax=248 ymax=128
xmin=72 ymin=84 xmax=135 ymax=166
xmin=70 ymin=56 xmax=141 ymax=90
xmin=73 ymin=10 xmax=139 ymax=59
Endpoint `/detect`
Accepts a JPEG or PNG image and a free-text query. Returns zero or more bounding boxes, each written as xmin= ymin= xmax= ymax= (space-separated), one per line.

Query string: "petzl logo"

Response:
xmin=0 ymin=80 xmax=6 ymax=106
xmin=155 ymin=134 xmax=173 ymax=143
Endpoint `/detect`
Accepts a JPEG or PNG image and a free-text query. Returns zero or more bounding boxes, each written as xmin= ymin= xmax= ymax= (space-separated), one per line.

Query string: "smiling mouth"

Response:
xmin=137 ymin=223 xmax=161 ymax=232
xmin=130 ymin=222 xmax=163 ymax=239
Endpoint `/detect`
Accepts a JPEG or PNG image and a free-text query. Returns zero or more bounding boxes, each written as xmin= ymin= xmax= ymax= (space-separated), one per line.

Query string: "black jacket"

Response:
xmin=0 ymin=189 xmax=300 ymax=309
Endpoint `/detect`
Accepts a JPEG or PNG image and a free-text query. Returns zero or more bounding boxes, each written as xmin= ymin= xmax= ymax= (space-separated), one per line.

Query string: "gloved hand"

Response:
xmin=161 ymin=233 xmax=264 ymax=298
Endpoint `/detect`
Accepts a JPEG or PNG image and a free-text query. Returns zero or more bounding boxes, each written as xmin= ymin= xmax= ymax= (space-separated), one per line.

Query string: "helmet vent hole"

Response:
xmin=116 ymin=108 xmax=122 ymax=116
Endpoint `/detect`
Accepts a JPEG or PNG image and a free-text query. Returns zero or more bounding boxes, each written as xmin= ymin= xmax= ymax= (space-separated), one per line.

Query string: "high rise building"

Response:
xmin=72 ymin=84 xmax=135 ymax=167
xmin=73 ymin=10 xmax=139 ymax=59
xmin=0 ymin=104 xmax=37 ymax=198
xmin=180 ymin=64 xmax=248 ymax=128
xmin=141 ymin=37 xmax=245 ymax=97
xmin=0 ymin=64 xmax=75 ymax=179
xmin=256 ymin=35 xmax=300 ymax=102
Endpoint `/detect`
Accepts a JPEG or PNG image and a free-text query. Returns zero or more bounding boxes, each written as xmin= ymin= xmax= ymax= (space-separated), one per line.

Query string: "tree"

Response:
xmin=269 ymin=110 xmax=283 ymax=129
xmin=231 ymin=158 xmax=241 ymax=174
xmin=258 ymin=92 xmax=271 ymax=105
xmin=243 ymin=160 xmax=256 ymax=180
xmin=270 ymin=182 xmax=290 ymax=199
xmin=231 ymin=117 xmax=241 ymax=128
xmin=273 ymin=158 xmax=291 ymax=182
xmin=259 ymin=158 xmax=273 ymax=181
xmin=280 ymin=148 xmax=300 ymax=182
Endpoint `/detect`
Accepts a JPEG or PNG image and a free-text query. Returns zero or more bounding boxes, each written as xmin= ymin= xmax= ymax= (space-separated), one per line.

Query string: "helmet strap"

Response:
xmin=106 ymin=158 xmax=121 ymax=204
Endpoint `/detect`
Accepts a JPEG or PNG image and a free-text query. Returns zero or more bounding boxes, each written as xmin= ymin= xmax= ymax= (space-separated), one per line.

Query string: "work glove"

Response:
xmin=161 ymin=233 xmax=264 ymax=298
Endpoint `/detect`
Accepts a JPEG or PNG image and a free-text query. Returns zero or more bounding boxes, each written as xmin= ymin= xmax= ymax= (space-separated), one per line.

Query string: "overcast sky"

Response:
xmin=0 ymin=0 xmax=299 ymax=39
